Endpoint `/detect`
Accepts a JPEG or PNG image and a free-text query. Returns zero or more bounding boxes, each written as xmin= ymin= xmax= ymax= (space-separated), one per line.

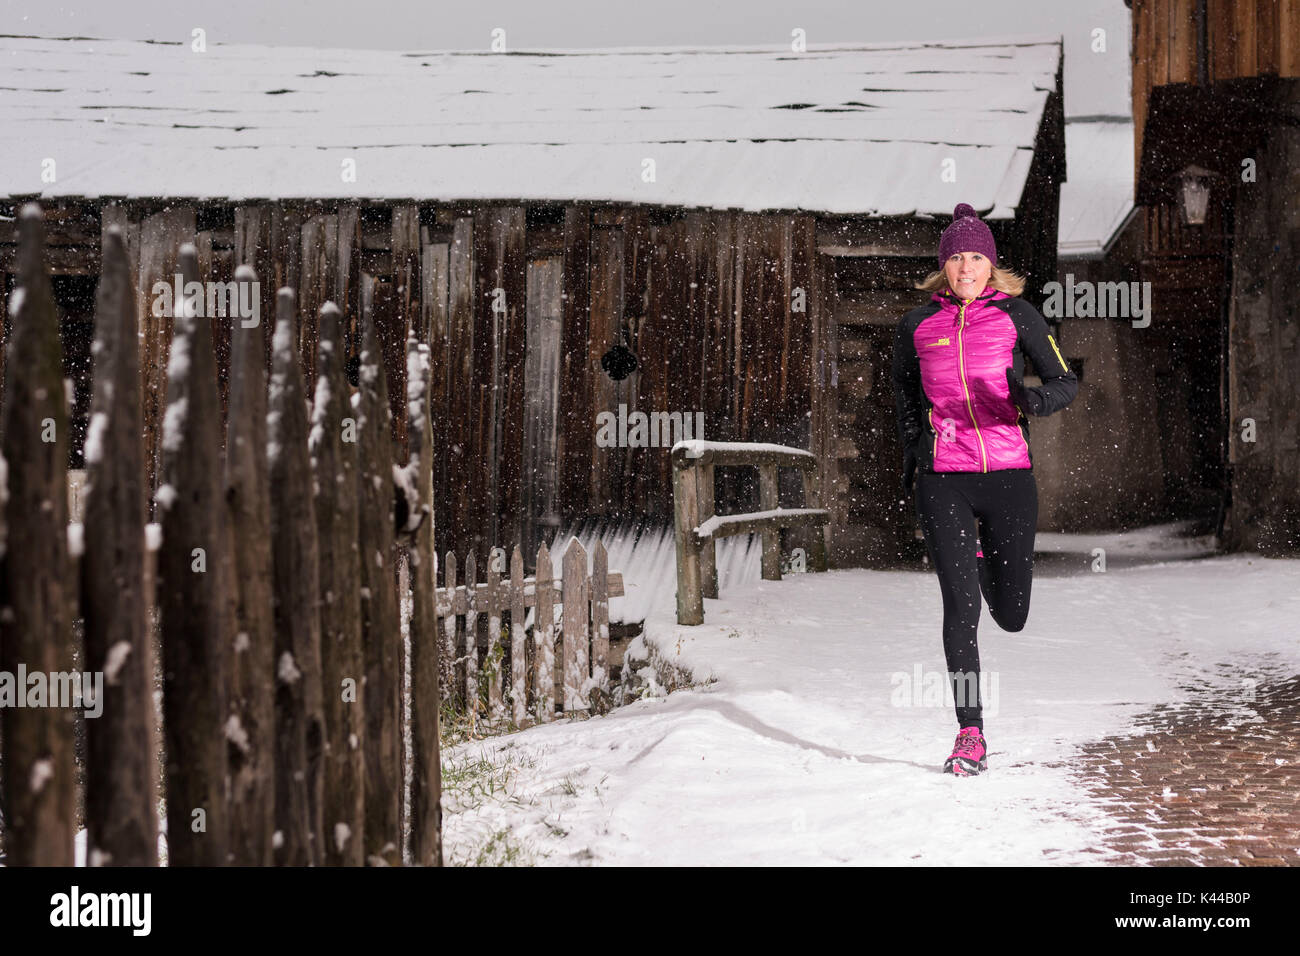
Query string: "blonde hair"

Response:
xmin=916 ymin=265 xmax=1026 ymax=297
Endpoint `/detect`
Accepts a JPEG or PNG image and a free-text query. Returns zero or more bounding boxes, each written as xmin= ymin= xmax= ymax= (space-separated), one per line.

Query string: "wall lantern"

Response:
xmin=1177 ymin=164 xmax=1215 ymax=226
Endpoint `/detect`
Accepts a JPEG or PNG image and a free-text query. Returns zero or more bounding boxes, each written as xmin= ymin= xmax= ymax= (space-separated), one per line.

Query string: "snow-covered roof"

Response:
xmin=1057 ymin=116 xmax=1136 ymax=258
xmin=1 ymin=33 xmax=1062 ymax=217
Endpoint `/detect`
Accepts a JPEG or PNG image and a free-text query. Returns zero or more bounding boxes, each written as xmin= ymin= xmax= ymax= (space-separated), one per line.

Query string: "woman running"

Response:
xmin=891 ymin=203 xmax=1078 ymax=776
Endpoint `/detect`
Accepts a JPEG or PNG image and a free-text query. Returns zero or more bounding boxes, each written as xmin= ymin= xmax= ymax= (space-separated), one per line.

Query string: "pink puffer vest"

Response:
xmin=914 ymin=288 xmax=1029 ymax=472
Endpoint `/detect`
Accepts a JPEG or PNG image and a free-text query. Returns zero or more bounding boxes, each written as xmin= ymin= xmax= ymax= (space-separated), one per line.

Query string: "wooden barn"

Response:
xmin=0 ymin=33 xmax=1065 ymax=566
xmin=1125 ymin=0 xmax=1300 ymax=554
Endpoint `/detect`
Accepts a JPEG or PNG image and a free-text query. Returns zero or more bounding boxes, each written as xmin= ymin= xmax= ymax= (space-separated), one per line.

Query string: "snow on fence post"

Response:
xmin=592 ymin=541 xmax=610 ymax=702
xmin=561 ymin=539 xmax=590 ymax=713
xmin=758 ymin=464 xmax=781 ymax=581
xmin=155 ymin=243 xmax=232 ymax=866
xmin=356 ymin=294 xmax=402 ymax=865
xmin=224 ymin=264 xmax=276 ymax=865
xmin=0 ymin=203 xmax=76 ymax=865
xmin=268 ymin=287 xmax=326 ymax=866
xmin=82 ymin=226 xmax=161 ymax=866
xmin=464 ymin=551 xmax=478 ymax=723
xmin=312 ymin=301 xmax=365 ymax=866
xmin=509 ymin=546 xmax=527 ymax=727
xmin=405 ymin=333 xmax=442 ymax=867
xmin=672 ymin=447 xmax=705 ymax=626
xmin=534 ymin=543 xmax=555 ymax=722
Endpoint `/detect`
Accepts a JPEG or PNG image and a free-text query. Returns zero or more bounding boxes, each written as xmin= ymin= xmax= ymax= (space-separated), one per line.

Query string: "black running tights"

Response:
xmin=913 ymin=468 xmax=1038 ymax=730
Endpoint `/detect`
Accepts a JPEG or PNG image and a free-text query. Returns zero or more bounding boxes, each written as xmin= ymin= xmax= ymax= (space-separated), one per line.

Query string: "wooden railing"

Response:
xmin=671 ymin=440 xmax=829 ymax=625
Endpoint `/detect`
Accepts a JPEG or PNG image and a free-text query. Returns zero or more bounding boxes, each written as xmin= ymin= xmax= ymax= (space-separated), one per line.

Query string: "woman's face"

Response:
xmin=944 ymin=251 xmax=992 ymax=300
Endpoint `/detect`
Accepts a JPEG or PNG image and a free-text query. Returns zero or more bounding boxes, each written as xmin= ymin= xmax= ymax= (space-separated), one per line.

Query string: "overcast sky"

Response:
xmin=4 ymin=0 xmax=1131 ymax=117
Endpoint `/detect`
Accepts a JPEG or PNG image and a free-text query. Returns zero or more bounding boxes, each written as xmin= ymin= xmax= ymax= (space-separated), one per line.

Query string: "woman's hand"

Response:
xmin=1006 ymin=367 xmax=1044 ymax=417
xmin=902 ymin=441 xmax=918 ymax=496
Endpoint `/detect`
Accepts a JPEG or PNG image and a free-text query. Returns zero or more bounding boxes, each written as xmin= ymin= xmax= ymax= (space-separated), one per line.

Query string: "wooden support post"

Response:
xmin=672 ymin=449 xmax=704 ymax=625
xmin=801 ymin=468 xmax=829 ymax=572
xmin=759 ymin=463 xmax=781 ymax=581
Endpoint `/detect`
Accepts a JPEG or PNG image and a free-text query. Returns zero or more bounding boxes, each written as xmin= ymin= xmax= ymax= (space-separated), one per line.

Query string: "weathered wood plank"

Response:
xmin=0 ymin=204 xmax=76 ymax=865
xmin=592 ymin=541 xmax=609 ymax=697
xmin=758 ymin=464 xmax=781 ymax=581
xmin=485 ymin=552 xmax=504 ymax=721
xmin=441 ymin=551 xmax=459 ymax=712
xmin=405 ymin=333 xmax=442 ymax=867
xmin=561 ymin=540 xmax=590 ymax=712
xmin=222 ymin=263 xmax=275 ymax=866
xmin=534 ymin=544 xmax=555 ymax=722
xmin=82 ymin=225 xmax=161 ymax=866
xmin=673 ymin=449 xmax=704 ymax=626
xmin=509 ymin=546 xmax=527 ymax=728
xmin=464 ymin=550 xmax=478 ymax=721
xmin=357 ymin=286 xmax=402 ymax=866
xmin=311 ymin=300 xmax=365 ymax=866
xmin=155 ymin=243 xmax=232 ymax=866
xmin=268 ymin=287 xmax=325 ymax=866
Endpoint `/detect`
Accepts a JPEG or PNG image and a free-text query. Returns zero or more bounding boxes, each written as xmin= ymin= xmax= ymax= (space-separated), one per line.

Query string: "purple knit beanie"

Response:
xmin=938 ymin=203 xmax=997 ymax=267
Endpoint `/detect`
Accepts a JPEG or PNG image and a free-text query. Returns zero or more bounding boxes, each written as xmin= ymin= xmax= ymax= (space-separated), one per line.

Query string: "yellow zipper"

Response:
xmin=957 ymin=300 xmax=988 ymax=472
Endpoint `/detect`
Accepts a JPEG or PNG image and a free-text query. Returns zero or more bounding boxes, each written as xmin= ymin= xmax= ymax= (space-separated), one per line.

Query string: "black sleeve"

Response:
xmin=1010 ymin=300 xmax=1078 ymax=417
xmin=891 ymin=313 xmax=926 ymax=448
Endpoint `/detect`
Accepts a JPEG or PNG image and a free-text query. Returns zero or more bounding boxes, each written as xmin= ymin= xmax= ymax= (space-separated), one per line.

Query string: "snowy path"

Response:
xmin=441 ymin=531 xmax=1300 ymax=866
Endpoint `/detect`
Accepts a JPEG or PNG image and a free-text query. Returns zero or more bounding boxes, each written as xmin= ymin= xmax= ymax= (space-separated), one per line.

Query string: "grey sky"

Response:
xmin=4 ymin=0 xmax=1130 ymax=116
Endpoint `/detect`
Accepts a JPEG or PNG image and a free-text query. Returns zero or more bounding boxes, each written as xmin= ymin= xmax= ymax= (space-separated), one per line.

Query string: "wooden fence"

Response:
xmin=436 ymin=542 xmax=625 ymax=728
xmin=0 ymin=204 xmax=435 ymax=865
xmin=672 ymin=440 xmax=830 ymax=625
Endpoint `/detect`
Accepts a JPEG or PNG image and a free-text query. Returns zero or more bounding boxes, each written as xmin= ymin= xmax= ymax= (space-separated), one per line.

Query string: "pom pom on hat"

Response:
xmin=952 ymin=203 xmax=978 ymax=220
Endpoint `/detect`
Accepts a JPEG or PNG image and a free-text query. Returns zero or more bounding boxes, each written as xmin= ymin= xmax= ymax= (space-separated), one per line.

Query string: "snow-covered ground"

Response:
xmin=441 ymin=522 xmax=1300 ymax=865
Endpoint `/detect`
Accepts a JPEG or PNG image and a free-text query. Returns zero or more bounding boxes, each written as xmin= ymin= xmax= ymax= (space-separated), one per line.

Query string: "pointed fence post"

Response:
xmin=267 ymin=287 xmax=325 ymax=866
xmin=155 ymin=243 xmax=233 ymax=866
xmin=509 ymin=546 xmax=527 ymax=727
xmin=592 ymin=541 xmax=610 ymax=697
xmin=312 ymin=300 xmax=365 ymax=866
xmin=357 ymin=292 xmax=401 ymax=865
xmin=222 ymin=263 xmax=274 ymax=865
xmin=464 ymin=551 xmax=478 ymax=724
xmin=404 ymin=333 xmax=442 ymax=867
xmin=534 ymin=544 xmax=555 ymax=722
xmin=561 ymin=539 xmax=590 ymax=713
